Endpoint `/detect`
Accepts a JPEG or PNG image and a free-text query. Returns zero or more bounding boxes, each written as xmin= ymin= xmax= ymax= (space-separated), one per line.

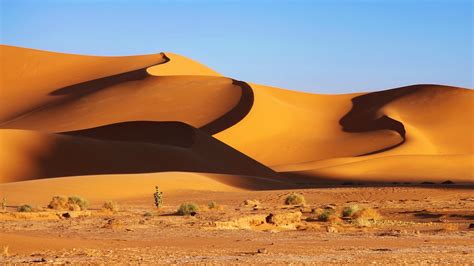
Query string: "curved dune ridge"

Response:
xmin=0 ymin=45 xmax=473 ymax=198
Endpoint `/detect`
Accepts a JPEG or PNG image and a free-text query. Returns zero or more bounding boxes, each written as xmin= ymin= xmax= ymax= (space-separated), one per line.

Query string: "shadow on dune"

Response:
xmin=280 ymin=172 xmax=474 ymax=189
xmin=199 ymin=80 xmax=254 ymax=135
xmin=62 ymin=121 xmax=195 ymax=148
xmin=339 ymin=85 xmax=429 ymax=155
xmin=50 ymin=53 xmax=169 ymax=97
xmin=14 ymin=121 xmax=279 ymax=183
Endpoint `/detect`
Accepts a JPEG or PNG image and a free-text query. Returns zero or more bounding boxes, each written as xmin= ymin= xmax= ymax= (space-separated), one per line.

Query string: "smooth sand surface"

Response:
xmin=0 ymin=45 xmax=473 ymax=196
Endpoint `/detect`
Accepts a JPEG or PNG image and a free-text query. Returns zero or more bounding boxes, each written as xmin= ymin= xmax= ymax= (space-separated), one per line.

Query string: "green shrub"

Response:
xmin=318 ymin=209 xmax=335 ymax=221
xmin=284 ymin=193 xmax=306 ymax=205
xmin=177 ymin=202 xmax=199 ymax=216
xmin=102 ymin=201 xmax=119 ymax=212
xmin=342 ymin=205 xmax=360 ymax=217
xmin=67 ymin=196 xmax=89 ymax=211
xmin=17 ymin=204 xmax=33 ymax=212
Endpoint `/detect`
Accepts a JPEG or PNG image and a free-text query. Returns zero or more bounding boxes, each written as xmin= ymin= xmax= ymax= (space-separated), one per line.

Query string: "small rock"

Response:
xmin=468 ymin=223 xmax=474 ymax=229
xmin=257 ymin=248 xmax=268 ymax=254
xmin=326 ymin=226 xmax=338 ymax=233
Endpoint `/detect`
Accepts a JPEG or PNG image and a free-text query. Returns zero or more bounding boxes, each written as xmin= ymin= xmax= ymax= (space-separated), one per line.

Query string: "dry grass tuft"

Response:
xmin=2 ymin=246 xmax=9 ymax=257
xmin=351 ymin=207 xmax=382 ymax=227
xmin=284 ymin=193 xmax=306 ymax=205
xmin=102 ymin=201 xmax=120 ymax=212
xmin=177 ymin=202 xmax=199 ymax=216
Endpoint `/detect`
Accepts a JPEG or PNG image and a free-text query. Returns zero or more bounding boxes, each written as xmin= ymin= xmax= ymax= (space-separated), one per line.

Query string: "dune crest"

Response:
xmin=0 ymin=45 xmax=472 ymax=189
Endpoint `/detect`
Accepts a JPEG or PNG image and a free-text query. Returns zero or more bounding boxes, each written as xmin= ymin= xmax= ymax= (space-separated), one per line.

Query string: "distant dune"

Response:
xmin=0 ymin=45 xmax=472 ymax=200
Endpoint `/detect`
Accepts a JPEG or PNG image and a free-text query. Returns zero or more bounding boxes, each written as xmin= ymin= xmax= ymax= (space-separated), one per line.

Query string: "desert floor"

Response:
xmin=1 ymin=185 xmax=473 ymax=264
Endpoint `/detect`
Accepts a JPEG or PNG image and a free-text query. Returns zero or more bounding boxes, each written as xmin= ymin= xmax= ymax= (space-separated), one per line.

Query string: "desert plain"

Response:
xmin=0 ymin=45 xmax=473 ymax=264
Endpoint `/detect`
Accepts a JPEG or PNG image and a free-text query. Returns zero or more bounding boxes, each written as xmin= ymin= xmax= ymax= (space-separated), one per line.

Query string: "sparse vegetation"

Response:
xmin=177 ymin=202 xmax=199 ymax=216
xmin=48 ymin=195 xmax=69 ymax=210
xmin=48 ymin=195 xmax=88 ymax=211
xmin=68 ymin=196 xmax=89 ymax=211
xmin=318 ymin=209 xmax=336 ymax=222
xmin=2 ymin=245 xmax=9 ymax=257
xmin=242 ymin=199 xmax=261 ymax=207
xmin=208 ymin=201 xmax=219 ymax=209
xmin=102 ymin=201 xmax=120 ymax=212
xmin=284 ymin=193 xmax=306 ymax=205
xmin=351 ymin=207 xmax=382 ymax=226
xmin=17 ymin=204 xmax=33 ymax=212
xmin=143 ymin=212 xmax=153 ymax=217
xmin=342 ymin=205 xmax=360 ymax=217
xmin=153 ymin=186 xmax=163 ymax=208
xmin=1 ymin=197 xmax=6 ymax=211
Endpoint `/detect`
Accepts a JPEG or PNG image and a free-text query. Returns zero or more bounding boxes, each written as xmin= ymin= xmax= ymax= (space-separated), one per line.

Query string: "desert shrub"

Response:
xmin=177 ymin=202 xmax=199 ymax=216
xmin=352 ymin=207 xmax=381 ymax=221
xmin=143 ymin=212 xmax=153 ymax=217
xmin=1 ymin=197 xmax=6 ymax=211
xmin=48 ymin=195 xmax=69 ymax=210
xmin=241 ymin=199 xmax=261 ymax=207
xmin=67 ymin=196 xmax=89 ymax=211
xmin=284 ymin=193 xmax=306 ymax=205
xmin=17 ymin=204 xmax=33 ymax=212
xmin=351 ymin=207 xmax=382 ymax=226
xmin=153 ymin=186 xmax=163 ymax=208
xmin=342 ymin=205 xmax=360 ymax=217
xmin=208 ymin=201 xmax=219 ymax=209
xmin=102 ymin=201 xmax=119 ymax=212
xmin=318 ymin=209 xmax=336 ymax=222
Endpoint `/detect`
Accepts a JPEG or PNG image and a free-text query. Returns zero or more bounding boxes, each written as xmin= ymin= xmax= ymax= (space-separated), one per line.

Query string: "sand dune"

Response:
xmin=0 ymin=45 xmax=472 ymax=191
xmin=0 ymin=122 xmax=277 ymax=183
xmin=0 ymin=172 xmax=295 ymax=205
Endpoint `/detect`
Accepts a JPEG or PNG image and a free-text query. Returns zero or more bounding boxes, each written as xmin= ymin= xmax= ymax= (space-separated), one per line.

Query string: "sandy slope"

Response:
xmin=0 ymin=122 xmax=277 ymax=183
xmin=0 ymin=45 xmax=472 ymax=190
xmin=0 ymin=172 xmax=294 ymax=205
xmin=0 ymin=45 xmax=167 ymax=123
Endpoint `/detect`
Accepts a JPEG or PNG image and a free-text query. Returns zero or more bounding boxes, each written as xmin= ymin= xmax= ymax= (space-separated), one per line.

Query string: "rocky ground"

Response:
xmin=1 ymin=186 xmax=473 ymax=264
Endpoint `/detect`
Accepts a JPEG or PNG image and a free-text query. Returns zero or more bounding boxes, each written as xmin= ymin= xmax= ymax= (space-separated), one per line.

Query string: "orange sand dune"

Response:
xmin=0 ymin=122 xmax=277 ymax=183
xmin=147 ymin=52 xmax=221 ymax=76
xmin=0 ymin=172 xmax=294 ymax=205
xmin=0 ymin=45 xmax=167 ymax=122
xmin=0 ymin=46 xmax=472 ymax=186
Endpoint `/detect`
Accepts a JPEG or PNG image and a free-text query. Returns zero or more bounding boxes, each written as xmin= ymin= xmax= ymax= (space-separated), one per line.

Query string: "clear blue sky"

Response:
xmin=1 ymin=0 xmax=472 ymax=93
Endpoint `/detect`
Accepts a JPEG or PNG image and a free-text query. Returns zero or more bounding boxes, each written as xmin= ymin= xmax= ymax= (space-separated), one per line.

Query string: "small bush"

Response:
xmin=143 ymin=212 xmax=153 ymax=217
xmin=351 ymin=207 xmax=382 ymax=227
xmin=102 ymin=201 xmax=119 ymax=212
xmin=177 ymin=202 xmax=199 ymax=216
xmin=285 ymin=193 xmax=306 ymax=205
xmin=67 ymin=196 xmax=88 ymax=211
xmin=48 ymin=196 xmax=69 ymax=210
xmin=318 ymin=209 xmax=336 ymax=222
xmin=342 ymin=205 xmax=360 ymax=217
xmin=242 ymin=199 xmax=260 ymax=207
xmin=208 ymin=201 xmax=219 ymax=209
xmin=17 ymin=204 xmax=33 ymax=212
xmin=352 ymin=207 xmax=381 ymax=221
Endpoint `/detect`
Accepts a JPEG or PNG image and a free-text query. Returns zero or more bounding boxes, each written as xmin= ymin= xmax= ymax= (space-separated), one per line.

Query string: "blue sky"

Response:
xmin=1 ymin=0 xmax=472 ymax=93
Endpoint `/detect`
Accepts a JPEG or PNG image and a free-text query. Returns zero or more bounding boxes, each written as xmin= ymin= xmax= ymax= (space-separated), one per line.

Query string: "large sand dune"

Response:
xmin=0 ymin=45 xmax=472 ymax=196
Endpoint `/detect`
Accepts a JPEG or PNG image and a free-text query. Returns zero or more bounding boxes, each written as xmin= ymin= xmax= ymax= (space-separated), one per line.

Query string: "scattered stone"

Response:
xmin=326 ymin=226 xmax=338 ymax=233
xmin=468 ymin=223 xmax=474 ymax=229
xmin=257 ymin=248 xmax=268 ymax=254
